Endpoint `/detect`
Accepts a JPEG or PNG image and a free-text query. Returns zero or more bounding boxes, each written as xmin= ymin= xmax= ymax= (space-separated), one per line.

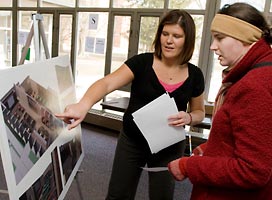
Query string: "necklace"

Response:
xmin=163 ymin=69 xmax=178 ymax=81
xmin=154 ymin=60 xmax=185 ymax=82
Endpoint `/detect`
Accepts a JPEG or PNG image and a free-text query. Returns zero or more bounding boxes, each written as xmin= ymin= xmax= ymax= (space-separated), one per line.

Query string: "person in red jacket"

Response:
xmin=168 ymin=3 xmax=272 ymax=200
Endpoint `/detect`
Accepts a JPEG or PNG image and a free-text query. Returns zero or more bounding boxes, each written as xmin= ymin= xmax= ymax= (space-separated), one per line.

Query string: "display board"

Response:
xmin=0 ymin=55 xmax=84 ymax=200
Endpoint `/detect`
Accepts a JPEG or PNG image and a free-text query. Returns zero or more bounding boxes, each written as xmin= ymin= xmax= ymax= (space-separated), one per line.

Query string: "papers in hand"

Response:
xmin=141 ymin=167 xmax=168 ymax=172
xmin=132 ymin=93 xmax=186 ymax=153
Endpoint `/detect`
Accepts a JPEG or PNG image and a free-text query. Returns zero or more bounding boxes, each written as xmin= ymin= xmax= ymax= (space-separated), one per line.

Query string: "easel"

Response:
xmin=18 ymin=13 xmax=50 ymax=65
xmin=74 ymin=169 xmax=84 ymax=200
xmin=0 ymin=153 xmax=8 ymax=195
xmin=1 ymin=13 xmax=85 ymax=200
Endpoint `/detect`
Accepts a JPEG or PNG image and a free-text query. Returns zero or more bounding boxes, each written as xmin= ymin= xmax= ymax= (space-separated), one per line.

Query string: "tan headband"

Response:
xmin=211 ymin=14 xmax=262 ymax=44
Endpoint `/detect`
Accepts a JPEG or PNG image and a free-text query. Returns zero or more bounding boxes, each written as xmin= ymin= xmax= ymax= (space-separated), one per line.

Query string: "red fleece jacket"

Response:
xmin=184 ymin=39 xmax=272 ymax=200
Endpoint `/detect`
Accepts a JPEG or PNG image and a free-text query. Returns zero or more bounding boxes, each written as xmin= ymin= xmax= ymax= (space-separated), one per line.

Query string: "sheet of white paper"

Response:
xmin=132 ymin=93 xmax=186 ymax=153
xmin=141 ymin=167 xmax=168 ymax=172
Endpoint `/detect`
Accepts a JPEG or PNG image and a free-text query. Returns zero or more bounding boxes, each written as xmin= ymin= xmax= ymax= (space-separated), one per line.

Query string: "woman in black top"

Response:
xmin=56 ymin=9 xmax=205 ymax=200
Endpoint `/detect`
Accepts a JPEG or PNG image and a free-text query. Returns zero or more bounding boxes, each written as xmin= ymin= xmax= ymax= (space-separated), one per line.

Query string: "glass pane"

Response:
xmin=75 ymin=12 xmax=108 ymax=107
xmin=79 ymin=0 xmax=109 ymax=7
xmin=138 ymin=16 xmax=159 ymax=54
xmin=18 ymin=12 xmax=53 ymax=64
xmin=111 ymin=15 xmax=131 ymax=73
xmin=113 ymin=0 xmax=164 ymax=8
xmin=0 ymin=1 xmax=12 ymax=7
xmin=208 ymin=58 xmax=222 ymax=102
xmin=267 ymin=14 xmax=272 ymax=24
xmin=41 ymin=0 xmax=75 ymax=7
xmin=104 ymin=15 xmax=131 ymax=104
xmin=41 ymin=14 xmax=53 ymax=58
xmin=220 ymin=0 xmax=265 ymax=11
xmin=169 ymin=0 xmax=206 ymax=9
xmin=59 ymin=14 xmax=72 ymax=57
xmin=18 ymin=11 xmax=37 ymax=64
xmin=0 ymin=11 xmax=12 ymax=68
xmin=18 ymin=0 xmax=37 ymax=7
xmin=191 ymin=15 xmax=204 ymax=66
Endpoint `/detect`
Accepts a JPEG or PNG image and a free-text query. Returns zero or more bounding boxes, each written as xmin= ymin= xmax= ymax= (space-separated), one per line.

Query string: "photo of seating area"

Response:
xmin=0 ymin=76 xmax=65 ymax=183
xmin=0 ymin=56 xmax=83 ymax=200
xmin=0 ymin=69 xmax=83 ymax=197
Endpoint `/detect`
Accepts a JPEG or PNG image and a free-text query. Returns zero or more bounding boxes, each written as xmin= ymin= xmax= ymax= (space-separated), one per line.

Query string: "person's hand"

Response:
xmin=55 ymin=103 xmax=88 ymax=130
xmin=168 ymin=111 xmax=191 ymax=126
xmin=168 ymin=157 xmax=188 ymax=181
xmin=192 ymin=142 xmax=207 ymax=156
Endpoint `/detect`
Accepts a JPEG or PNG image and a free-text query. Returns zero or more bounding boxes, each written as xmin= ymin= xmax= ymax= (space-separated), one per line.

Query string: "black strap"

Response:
xmin=251 ymin=62 xmax=272 ymax=69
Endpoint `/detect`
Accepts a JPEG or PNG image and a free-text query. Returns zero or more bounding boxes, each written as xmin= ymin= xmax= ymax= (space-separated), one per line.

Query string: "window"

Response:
xmin=113 ymin=0 xmax=164 ymax=8
xmin=138 ymin=16 xmax=160 ymax=54
xmin=0 ymin=11 xmax=12 ymax=69
xmin=17 ymin=12 xmax=53 ymax=64
xmin=18 ymin=11 xmax=35 ymax=63
xmin=75 ymin=12 xmax=109 ymax=108
xmin=59 ymin=14 xmax=72 ymax=57
xmin=0 ymin=1 xmax=12 ymax=7
xmin=191 ymin=15 xmax=204 ymax=66
xmin=110 ymin=15 xmax=131 ymax=73
xmin=40 ymin=0 xmax=76 ymax=7
xmin=168 ymin=0 xmax=206 ymax=9
xmin=79 ymin=0 xmax=110 ymax=7
xmin=18 ymin=0 xmax=37 ymax=7
xmin=1 ymin=0 xmax=272 ymax=107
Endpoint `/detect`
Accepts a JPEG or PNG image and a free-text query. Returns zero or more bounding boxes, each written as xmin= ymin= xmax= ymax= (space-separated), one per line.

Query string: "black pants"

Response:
xmin=106 ymin=130 xmax=186 ymax=200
